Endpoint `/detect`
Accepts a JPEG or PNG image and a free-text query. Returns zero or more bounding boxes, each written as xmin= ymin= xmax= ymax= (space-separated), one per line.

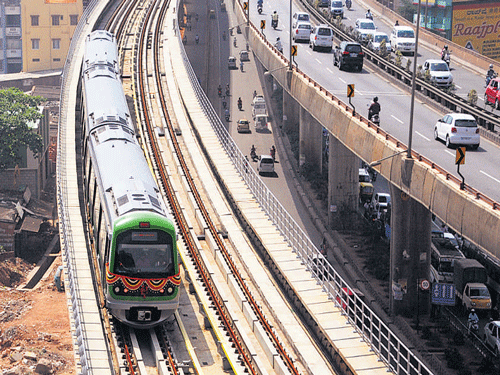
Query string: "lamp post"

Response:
xmin=407 ymin=0 xmax=422 ymax=160
xmin=289 ymin=0 xmax=292 ymax=70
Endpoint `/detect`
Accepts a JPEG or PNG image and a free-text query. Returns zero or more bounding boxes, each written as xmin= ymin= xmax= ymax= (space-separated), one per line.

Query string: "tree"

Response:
xmin=0 ymin=87 xmax=45 ymax=170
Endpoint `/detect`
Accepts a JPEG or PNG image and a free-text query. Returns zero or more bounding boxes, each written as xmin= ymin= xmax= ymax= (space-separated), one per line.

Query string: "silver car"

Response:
xmin=484 ymin=321 xmax=500 ymax=355
xmin=309 ymin=24 xmax=333 ymax=52
xmin=293 ymin=22 xmax=312 ymax=42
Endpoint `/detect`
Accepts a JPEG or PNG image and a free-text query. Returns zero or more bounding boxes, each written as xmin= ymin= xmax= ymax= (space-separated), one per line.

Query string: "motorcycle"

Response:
xmin=468 ymin=320 xmax=479 ymax=336
xmin=371 ymin=113 xmax=380 ymax=126
xmin=233 ymin=37 xmax=237 ymax=47
xmin=272 ymin=18 xmax=278 ymax=30
xmin=250 ymin=148 xmax=258 ymax=162
xmin=258 ymin=4 xmax=263 ymax=14
xmin=486 ymin=72 xmax=497 ymax=87
xmin=225 ymin=110 xmax=230 ymax=122
xmin=226 ymin=85 xmax=230 ymax=96
xmin=442 ymin=51 xmax=451 ymax=67
xmin=345 ymin=0 xmax=351 ymax=10
xmin=275 ymin=42 xmax=283 ymax=53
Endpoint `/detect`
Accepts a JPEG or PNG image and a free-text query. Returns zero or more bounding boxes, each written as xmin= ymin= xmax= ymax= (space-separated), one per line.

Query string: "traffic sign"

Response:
xmin=260 ymin=20 xmax=266 ymax=29
xmin=431 ymin=283 xmax=455 ymax=306
xmin=347 ymin=84 xmax=355 ymax=98
xmin=455 ymin=147 xmax=466 ymax=165
xmin=420 ymin=279 xmax=430 ymax=290
xmin=291 ymin=45 xmax=297 ymax=56
xmin=243 ymin=2 xmax=248 ymax=10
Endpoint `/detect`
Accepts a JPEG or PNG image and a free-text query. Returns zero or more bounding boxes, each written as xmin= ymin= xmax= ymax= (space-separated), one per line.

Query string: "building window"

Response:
xmin=52 ymin=15 xmax=60 ymax=26
xmin=70 ymin=15 xmax=78 ymax=26
xmin=52 ymin=39 xmax=61 ymax=50
xmin=7 ymin=39 xmax=21 ymax=49
xmin=31 ymin=39 xmax=40 ymax=50
xmin=32 ymin=58 xmax=40 ymax=62
xmin=31 ymin=15 xmax=39 ymax=26
xmin=6 ymin=15 xmax=21 ymax=27
xmin=53 ymin=58 xmax=61 ymax=62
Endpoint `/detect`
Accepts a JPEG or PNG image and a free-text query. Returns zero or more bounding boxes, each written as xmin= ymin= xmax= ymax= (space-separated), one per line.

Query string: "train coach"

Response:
xmin=80 ymin=30 xmax=180 ymax=328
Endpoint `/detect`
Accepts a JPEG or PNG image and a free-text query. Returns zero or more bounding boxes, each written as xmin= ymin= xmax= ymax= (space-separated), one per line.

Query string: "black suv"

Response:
xmin=333 ymin=41 xmax=364 ymax=72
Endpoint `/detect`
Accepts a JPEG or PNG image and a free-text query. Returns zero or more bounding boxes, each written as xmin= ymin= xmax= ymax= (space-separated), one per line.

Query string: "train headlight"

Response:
xmin=114 ymin=286 xmax=120 ymax=293
xmin=166 ymin=286 xmax=175 ymax=295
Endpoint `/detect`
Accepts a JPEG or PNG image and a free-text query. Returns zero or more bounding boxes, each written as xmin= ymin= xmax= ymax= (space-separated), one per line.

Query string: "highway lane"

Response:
xmin=251 ymin=1 xmax=500 ymax=203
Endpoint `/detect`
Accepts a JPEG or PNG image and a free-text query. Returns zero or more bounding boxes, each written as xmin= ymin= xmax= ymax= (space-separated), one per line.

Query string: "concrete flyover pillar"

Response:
xmin=389 ymin=184 xmax=431 ymax=320
xmin=299 ymin=107 xmax=323 ymax=172
xmin=282 ymin=89 xmax=299 ymax=134
xmin=327 ymin=135 xmax=358 ymax=229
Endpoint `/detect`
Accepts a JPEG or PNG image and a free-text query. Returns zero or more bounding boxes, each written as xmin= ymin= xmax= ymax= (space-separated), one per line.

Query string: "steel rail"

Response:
xmin=135 ymin=1 xmax=260 ymax=374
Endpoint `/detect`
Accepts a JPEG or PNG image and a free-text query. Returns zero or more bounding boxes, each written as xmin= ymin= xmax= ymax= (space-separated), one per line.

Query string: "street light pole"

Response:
xmin=407 ymin=0 xmax=422 ymax=159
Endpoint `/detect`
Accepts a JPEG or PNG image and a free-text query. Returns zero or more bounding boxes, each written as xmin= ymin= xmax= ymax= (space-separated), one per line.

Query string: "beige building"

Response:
xmin=21 ymin=0 xmax=83 ymax=73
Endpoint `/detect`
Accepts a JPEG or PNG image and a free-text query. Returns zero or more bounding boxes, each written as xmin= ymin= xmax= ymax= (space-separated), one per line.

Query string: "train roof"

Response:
xmin=84 ymin=30 xmax=119 ymax=73
xmin=83 ymin=68 xmax=133 ymax=134
xmin=92 ymin=136 xmax=164 ymax=217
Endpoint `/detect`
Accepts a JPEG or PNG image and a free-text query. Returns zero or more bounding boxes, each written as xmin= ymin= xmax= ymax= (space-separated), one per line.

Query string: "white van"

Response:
xmin=255 ymin=114 xmax=268 ymax=131
xmin=330 ymin=0 xmax=344 ymax=18
xmin=252 ymin=95 xmax=267 ymax=118
xmin=257 ymin=155 xmax=275 ymax=175
xmin=390 ymin=26 xmax=416 ymax=55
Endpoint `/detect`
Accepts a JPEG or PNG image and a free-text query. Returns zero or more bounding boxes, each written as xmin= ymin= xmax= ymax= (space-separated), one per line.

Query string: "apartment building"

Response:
xmin=21 ymin=0 xmax=83 ymax=72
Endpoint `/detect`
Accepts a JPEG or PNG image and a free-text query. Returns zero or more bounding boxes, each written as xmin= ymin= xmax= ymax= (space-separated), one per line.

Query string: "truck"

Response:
xmin=251 ymin=95 xmax=267 ymax=118
xmin=429 ymin=236 xmax=465 ymax=284
xmin=453 ymin=258 xmax=492 ymax=312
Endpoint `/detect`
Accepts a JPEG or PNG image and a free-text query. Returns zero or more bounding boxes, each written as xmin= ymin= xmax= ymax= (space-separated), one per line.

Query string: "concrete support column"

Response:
xmin=282 ymin=89 xmax=299 ymax=134
xmin=327 ymin=136 xmax=358 ymax=229
xmin=299 ymin=107 xmax=322 ymax=172
xmin=389 ymin=184 xmax=431 ymax=320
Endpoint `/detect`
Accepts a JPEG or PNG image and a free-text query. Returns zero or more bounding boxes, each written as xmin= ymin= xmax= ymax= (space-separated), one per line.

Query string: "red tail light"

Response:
xmin=342 ymin=51 xmax=349 ymax=55
xmin=451 ymin=127 xmax=457 ymax=133
xmin=476 ymin=128 xmax=480 ymax=133
xmin=359 ymin=51 xmax=364 ymax=56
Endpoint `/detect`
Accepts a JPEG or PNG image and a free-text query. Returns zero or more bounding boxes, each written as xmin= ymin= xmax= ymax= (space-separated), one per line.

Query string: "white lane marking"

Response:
xmin=479 ymin=96 xmax=484 ymax=102
xmin=305 ymin=49 xmax=312 ymax=55
xmin=480 ymin=170 xmax=500 ymax=185
xmin=445 ymin=150 xmax=454 ymax=157
xmin=327 ymin=68 xmax=333 ymax=74
xmin=315 ymin=58 xmax=322 ymax=64
xmin=338 ymin=77 xmax=346 ymax=84
xmin=415 ymin=131 xmax=430 ymax=141
xmin=455 ymin=84 xmax=462 ymax=89
xmin=391 ymin=115 xmax=404 ymax=124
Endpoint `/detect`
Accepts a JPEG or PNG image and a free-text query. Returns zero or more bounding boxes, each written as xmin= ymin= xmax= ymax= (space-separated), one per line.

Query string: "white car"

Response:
xmin=330 ymin=0 xmax=344 ymax=19
xmin=309 ymin=24 xmax=333 ymax=52
xmin=292 ymin=12 xmax=310 ymax=28
xmin=373 ymin=192 xmax=391 ymax=210
xmin=390 ymin=25 xmax=415 ymax=55
xmin=434 ymin=113 xmax=480 ymax=149
xmin=257 ymin=155 xmax=275 ymax=175
xmin=484 ymin=321 xmax=500 ymax=355
xmin=368 ymin=32 xmax=391 ymax=53
xmin=355 ymin=19 xmax=376 ymax=44
xmin=293 ymin=22 xmax=312 ymax=42
xmin=422 ymin=59 xmax=453 ymax=88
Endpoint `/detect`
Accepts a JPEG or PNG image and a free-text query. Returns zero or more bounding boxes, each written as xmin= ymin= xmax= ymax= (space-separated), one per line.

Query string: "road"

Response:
xmin=249 ymin=0 xmax=500 ymax=204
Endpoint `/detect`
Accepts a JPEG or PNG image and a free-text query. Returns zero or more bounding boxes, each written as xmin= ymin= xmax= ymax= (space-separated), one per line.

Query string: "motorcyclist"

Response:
xmin=226 ymin=83 xmax=230 ymax=96
xmin=237 ymin=97 xmax=242 ymax=110
xmin=368 ymin=96 xmax=380 ymax=121
xmin=275 ymin=37 xmax=283 ymax=53
xmin=486 ymin=64 xmax=496 ymax=86
xmin=272 ymin=11 xmax=279 ymax=28
xmin=224 ymin=108 xmax=230 ymax=120
xmin=441 ymin=45 xmax=449 ymax=60
xmin=345 ymin=0 xmax=351 ymax=9
xmin=467 ymin=309 xmax=479 ymax=335
xmin=250 ymin=145 xmax=257 ymax=160
xmin=270 ymin=145 xmax=276 ymax=161
xmin=365 ymin=9 xmax=373 ymax=20
xmin=218 ymin=84 xmax=222 ymax=97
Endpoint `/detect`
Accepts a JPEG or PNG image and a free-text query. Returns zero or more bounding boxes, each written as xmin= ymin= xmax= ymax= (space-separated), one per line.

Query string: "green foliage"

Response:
xmin=394 ymin=50 xmax=403 ymax=67
xmin=405 ymin=58 xmax=411 ymax=72
xmin=0 ymin=88 xmax=44 ymax=170
xmin=467 ymin=89 xmax=478 ymax=106
xmin=379 ymin=39 xmax=388 ymax=57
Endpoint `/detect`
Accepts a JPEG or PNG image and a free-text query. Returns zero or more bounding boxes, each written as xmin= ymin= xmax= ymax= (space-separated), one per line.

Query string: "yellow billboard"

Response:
xmin=45 ymin=0 xmax=77 ymax=3
xmin=452 ymin=1 xmax=500 ymax=59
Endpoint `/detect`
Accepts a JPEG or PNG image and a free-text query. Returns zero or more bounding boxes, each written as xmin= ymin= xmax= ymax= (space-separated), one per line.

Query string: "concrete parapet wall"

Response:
xmin=238 ymin=2 xmax=500 ymax=261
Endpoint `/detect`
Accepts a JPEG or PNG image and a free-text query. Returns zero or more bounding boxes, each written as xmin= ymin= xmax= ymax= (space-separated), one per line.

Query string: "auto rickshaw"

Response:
xmin=359 ymin=182 xmax=374 ymax=203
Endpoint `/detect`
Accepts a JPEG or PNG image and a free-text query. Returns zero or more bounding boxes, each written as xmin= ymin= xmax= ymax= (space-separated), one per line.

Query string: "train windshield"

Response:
xmin=114 ymin=230 xmax=174 ymax=278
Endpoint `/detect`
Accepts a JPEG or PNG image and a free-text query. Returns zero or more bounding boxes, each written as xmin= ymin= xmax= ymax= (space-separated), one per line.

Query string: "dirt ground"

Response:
xmin=0 ymin=257 xmax=75 ymax=375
